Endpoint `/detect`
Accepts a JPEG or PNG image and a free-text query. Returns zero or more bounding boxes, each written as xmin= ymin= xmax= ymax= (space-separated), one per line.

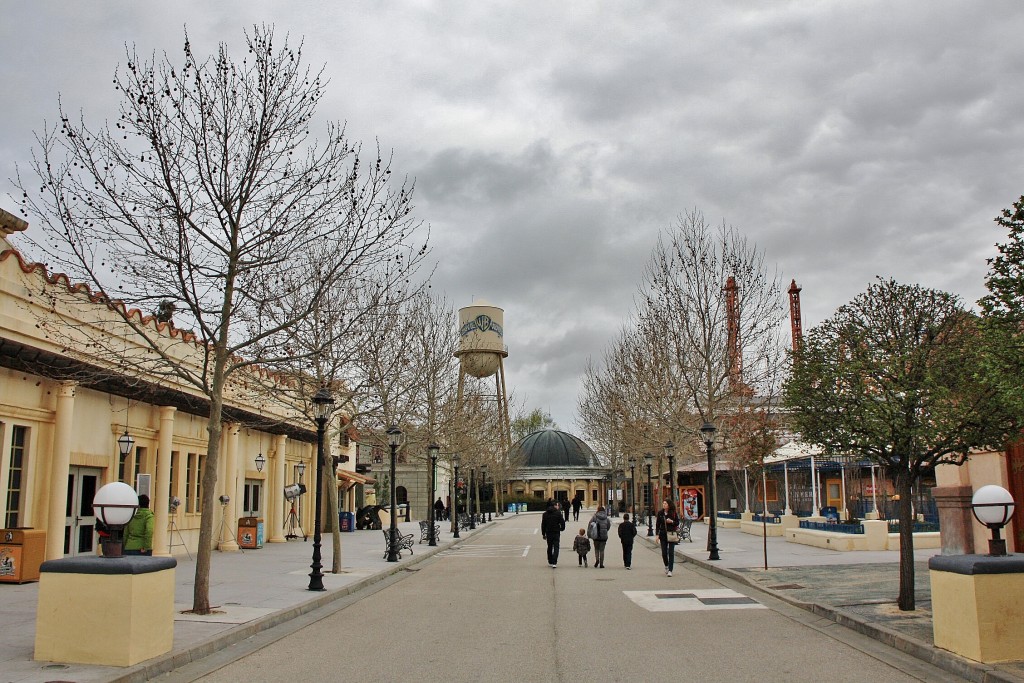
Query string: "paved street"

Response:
xmin=170 ymin=513 xmax=964 ymax=683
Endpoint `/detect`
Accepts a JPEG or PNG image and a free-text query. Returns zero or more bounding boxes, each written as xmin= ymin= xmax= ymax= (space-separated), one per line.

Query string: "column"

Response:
xmin=153 ymin=406 xmax=176 ymax=556
xmin=268 ymin=433 xmax=287 ymax=542
xmin=45 ymin=381 xmax=76 ymax=560
xmin=218 ymin=423 xmax=240 ymax=551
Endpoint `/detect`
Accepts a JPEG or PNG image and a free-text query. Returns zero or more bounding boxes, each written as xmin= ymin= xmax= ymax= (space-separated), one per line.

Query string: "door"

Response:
xmin=243 ymin=479 xmax=263 ymax=517
xmin=826 ymin=478 xmax=843 ymax=510
xmin=64 ymin=466 xmax=102 ymax=556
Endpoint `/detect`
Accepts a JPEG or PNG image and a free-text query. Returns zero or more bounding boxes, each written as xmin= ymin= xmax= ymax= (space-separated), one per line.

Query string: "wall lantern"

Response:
xmin=255 ymin=453 xmax=266 ymax=473
xmin=117 ymin=430 xmax=135 ymax=457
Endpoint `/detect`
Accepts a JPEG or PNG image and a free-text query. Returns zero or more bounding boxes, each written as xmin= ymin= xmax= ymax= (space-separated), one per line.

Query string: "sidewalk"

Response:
xmin=3 ymin=517 xmax=479 ymax=683
xmin=639 ymin=518 xmax=1024 ymax=683
xmin=3 ymin=514 xmax=1024 ymax=683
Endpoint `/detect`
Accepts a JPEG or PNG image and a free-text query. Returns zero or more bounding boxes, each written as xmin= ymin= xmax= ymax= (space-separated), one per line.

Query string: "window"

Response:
xmin=243 ymin=480 xmax=262 ymax=516
xmin=169 ymin=451 xmax=179 ymax=505
xmin=195 ymin=454 xmax=204 ymax=513
xmin=533 ymin=490 xmax=544 ymax=499
xmin=4 ymin=426 xmax=28 ymax=528
xmin=186 ymin=453 xmax=204 ymax=513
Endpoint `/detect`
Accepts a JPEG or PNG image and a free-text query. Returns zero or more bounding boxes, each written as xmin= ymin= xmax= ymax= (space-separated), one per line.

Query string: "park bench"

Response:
xmin=418 ymin=520 xmax=440 ymax=543
xmin=382 ymin=528 xmax=414 ymax=559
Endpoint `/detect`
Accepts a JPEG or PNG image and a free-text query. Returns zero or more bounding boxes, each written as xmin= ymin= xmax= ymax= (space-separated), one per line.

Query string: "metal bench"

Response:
xmin=418 ymin=520 xmax=440 ymax=543
xmin=382 ymin=528 xmax=414 ymax=559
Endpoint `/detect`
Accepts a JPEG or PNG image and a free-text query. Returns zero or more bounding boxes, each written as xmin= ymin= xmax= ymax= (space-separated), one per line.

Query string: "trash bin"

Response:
xmin=339 ymin=511 xmax=355 ymax=532
xmin=237 ymin=517 xmax=264 ymax=549
xmin=0 ymin=528 xmax=46 ymax=583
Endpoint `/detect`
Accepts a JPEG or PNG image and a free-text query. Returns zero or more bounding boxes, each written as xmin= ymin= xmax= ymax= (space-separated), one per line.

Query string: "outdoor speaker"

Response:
xmin=283 ymin=483 xmax=307 ymax=500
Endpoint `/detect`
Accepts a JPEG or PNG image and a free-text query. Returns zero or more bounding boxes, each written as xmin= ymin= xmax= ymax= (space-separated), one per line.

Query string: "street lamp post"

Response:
xmin=628 ymin=455 xmax=637 ymax=520
xmin=469 ymin=467 xmax=477 ymax=529
xmin=428 ymin=443 xmax=439 ymax=547
xmin=480 ymin=465 xmax=488 ymax=523
xmin=664 ymin=440 xmax=676 ymax=511
xmin=644 ymin=453 xmax=654 ymax=536
xmin=385 ymin=424 xmax=402 ymax=563
xmin=700 ymin=422 xmax=721 ymax=561
xmin=308 ymin=387 xmax=335 ymax=591
xmin=452 ymin=454 xmax=461 ymax=539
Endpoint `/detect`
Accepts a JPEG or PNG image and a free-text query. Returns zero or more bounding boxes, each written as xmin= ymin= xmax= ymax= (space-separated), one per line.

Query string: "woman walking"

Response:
xmin=656 ymin=499 xmax=680 ymax=576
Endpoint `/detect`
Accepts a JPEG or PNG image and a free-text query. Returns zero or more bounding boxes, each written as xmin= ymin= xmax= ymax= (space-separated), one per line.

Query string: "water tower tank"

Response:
xmin=455 ymin=301 xmax=507 ymax=378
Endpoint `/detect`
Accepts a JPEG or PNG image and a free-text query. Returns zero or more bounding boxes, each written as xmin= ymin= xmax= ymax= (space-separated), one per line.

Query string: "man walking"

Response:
xmin=541 ymin=500 xmax=565 ymax=567
xmin=618 ymin=512 xmax=637 ymax=569
xmin=571 ymin=495 xmax=582 ymax=521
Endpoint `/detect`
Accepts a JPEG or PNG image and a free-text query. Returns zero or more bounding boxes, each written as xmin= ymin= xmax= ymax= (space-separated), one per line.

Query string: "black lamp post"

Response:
xmin=308 ymin=386 xmax=335 ymax=591
xmin=628 ymin=455 xmax=637 ymax=520
xmin=700 ymin=422 xmax=720 ymax=561
xmin=452 ymin=454 xmax=461 ymax=539
xmin=644 ymin=453 xmax=654 ymax=536
xmin=469 ymin=467 xmax=477 ymax=529
xmin=428 ymin=443 xmax=439 ymax=547
xmin=480 ymin=464 xmax=488 ymax=523
xmin=665 ymin=440 xmax=676 ymax=510
xmin=385 ymin=424 xmax=402 ymax=562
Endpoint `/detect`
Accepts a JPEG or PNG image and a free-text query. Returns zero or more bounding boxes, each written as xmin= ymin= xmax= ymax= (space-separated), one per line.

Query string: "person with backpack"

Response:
xmin=587 ymin=506 xmax=611 ymax=568
xmin=618 ymin=512 xmax=638 ymax=569
xmin=541 ymin=499 xmax=566 ymax=567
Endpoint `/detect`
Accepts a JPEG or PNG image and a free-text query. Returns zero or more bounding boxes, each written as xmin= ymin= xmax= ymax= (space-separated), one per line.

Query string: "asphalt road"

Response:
xmin=167 ymin=513 xmax=966 ymax=683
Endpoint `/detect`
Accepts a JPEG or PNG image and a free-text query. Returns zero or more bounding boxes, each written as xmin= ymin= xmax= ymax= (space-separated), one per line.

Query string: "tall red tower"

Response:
xmin=725 ymin=276 xmax=741 ymax=386
xmin=788 ymin=279 xmax=803 ymax=353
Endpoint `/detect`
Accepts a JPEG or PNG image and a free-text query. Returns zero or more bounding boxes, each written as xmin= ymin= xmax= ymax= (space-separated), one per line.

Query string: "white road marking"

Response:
xmin=438 ymin=544 xmax=532 ymax=558
xmin=624 ymin=589 xmax=766 ymax=612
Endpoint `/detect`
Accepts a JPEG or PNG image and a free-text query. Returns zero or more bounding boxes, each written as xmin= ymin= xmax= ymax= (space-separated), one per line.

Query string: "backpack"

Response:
xmin=587 ymin=518 xmax=598 ymax=540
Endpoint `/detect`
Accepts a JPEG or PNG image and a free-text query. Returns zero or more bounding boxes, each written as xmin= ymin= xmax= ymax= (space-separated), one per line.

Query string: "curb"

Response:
xmin=648 ymin=537 xmax=1024 ymax=683
xmin=106 ymin=527 xmax=478 ymax=683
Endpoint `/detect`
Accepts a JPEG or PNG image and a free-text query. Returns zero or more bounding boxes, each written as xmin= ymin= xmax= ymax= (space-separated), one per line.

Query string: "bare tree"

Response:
xmin=13 ymin=26 xmax=405 ymax=614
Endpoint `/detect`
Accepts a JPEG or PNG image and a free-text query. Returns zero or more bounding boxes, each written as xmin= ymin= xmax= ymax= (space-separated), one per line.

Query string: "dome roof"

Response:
xmin=511 ymin=430 xmax=599 ymax=468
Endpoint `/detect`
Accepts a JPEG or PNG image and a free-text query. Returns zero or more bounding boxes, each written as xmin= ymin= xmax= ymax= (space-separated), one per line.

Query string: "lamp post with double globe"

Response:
xmin=665 ymin=440 xmax=676 ymax=510
xmin=452 ymin=454 xmax=461 ymax=539
xmin=628 ymin=455 xmax=637 ymax=521
xmin=308 ymin=387 xmax=335 ymax=590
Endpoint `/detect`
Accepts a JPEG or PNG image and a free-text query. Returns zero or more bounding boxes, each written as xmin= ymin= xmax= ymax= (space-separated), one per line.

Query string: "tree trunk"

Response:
xmin=193 ymin=388 xmax=225 ymax=615
xmin=327 ymin=450 xmax=342 ymax=573
xmin=896 ymin=469 xmax=916 ymax=611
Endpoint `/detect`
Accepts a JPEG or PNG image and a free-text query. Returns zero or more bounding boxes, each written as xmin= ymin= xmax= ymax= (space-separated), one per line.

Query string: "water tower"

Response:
xmin=454 ymin=300 xmax=512 ymax=454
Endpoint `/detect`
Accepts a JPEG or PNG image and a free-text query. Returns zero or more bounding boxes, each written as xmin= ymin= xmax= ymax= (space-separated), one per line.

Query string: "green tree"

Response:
xmin=979 ymin=195 xmax=1024 ymax=420
xmin=784 ymin=278 xmax=1013 ymax=611
xmin=511 ymin=408 xmax=557 ymax=443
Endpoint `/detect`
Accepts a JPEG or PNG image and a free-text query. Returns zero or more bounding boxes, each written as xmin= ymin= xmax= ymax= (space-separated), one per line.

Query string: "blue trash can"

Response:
xmin=339 ymin=511 xmax=355 ymax=532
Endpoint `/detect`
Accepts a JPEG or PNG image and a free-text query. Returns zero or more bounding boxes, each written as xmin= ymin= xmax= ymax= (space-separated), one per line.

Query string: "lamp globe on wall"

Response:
xmin=971 ymin=485 xmax=1016 ymax=557
xmin=93 ymin=482 xmax=139 ymax=558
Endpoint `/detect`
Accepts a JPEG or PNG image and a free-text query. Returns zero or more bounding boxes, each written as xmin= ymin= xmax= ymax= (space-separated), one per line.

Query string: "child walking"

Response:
xmin=572 ymin=528 xmax=591 ymax=567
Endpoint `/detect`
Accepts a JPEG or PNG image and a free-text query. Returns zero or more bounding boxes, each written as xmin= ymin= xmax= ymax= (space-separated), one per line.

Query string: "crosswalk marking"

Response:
xmin=438 ymin=544 xmax=531 ymax=558
xmin=624 ymin=589 xmax=765 ymax=612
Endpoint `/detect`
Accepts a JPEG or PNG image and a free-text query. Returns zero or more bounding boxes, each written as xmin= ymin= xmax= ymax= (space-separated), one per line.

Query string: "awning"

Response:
xmin=336 ymin=468 xmax=375 ymax=486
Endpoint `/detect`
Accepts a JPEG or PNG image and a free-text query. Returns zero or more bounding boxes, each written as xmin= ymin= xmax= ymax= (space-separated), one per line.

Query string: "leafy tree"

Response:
xmin=511 ymin=408 xmax=558 ymax=443
xmin=14 ymin=26 xmax=399 ymax=614
xmin=784 ymin=278 xmax=1013 ymax=610
xmin=979 ymin=195 xmax=1024 ymax=420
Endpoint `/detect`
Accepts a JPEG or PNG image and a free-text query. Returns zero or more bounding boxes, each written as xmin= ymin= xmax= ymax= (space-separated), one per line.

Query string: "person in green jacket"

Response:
xmin=123 ymin=494 xmax=154 ymax=555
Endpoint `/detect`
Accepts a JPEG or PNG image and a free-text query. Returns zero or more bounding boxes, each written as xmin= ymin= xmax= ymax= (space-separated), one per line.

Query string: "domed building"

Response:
xmin=506 ymin=429 xmax=611 ymax=509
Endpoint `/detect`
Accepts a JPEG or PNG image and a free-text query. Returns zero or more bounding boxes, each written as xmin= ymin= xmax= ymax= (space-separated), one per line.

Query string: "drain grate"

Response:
xmin=768 ymin=583 xmax=804 ymax=590
xmin=656 ymin=593 xmax=697 ymax=599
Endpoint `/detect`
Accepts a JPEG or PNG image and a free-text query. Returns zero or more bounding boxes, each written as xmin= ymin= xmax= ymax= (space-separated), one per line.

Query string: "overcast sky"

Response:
xmin=3 ymin=2 xmax=1023 ymax=432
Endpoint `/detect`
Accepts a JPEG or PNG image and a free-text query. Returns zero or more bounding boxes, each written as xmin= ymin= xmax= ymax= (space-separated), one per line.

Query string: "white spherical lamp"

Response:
xmin=93 ymin=482 xmax=139 ymax=557
xmin=971 ymin=485 xmax=1016 ymax=556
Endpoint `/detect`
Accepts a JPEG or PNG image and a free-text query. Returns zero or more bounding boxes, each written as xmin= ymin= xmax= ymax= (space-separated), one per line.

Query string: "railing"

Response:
xmin=888 ymin=521 xmax=940 ymax=533
xmin=718 ymin=512 xmax=742 ymax=519
xmin=799 ymin=520 xmax=864 ymax=534
xmin=753 ymin=514 xmax=781 ymax=524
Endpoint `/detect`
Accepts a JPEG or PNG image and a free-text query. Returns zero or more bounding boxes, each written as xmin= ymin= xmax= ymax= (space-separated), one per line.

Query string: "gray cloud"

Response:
xmin=4 ymin=0 xmax=1024 ymax=431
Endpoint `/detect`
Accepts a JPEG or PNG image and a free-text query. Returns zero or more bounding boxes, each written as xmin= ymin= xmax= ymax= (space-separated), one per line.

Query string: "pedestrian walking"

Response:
xmin=562 ymin=498 xmax=570 ymax=523
xmin=541 ymin=499 xmax=566 ymax=567
xmin=656 ymin=499 xmax=680 ymax=576
xmin=434 ymin=497 xmax=445 ymax=522
xmin=571 ymin=495 xmax=582 ymax=521
xmin=572 ymin=528 xmax=591 ymax=567
xmin=618 ymin=512 xmax=637 ymax=569
xmin=587 ymin=506 xmax=611 ymax=568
